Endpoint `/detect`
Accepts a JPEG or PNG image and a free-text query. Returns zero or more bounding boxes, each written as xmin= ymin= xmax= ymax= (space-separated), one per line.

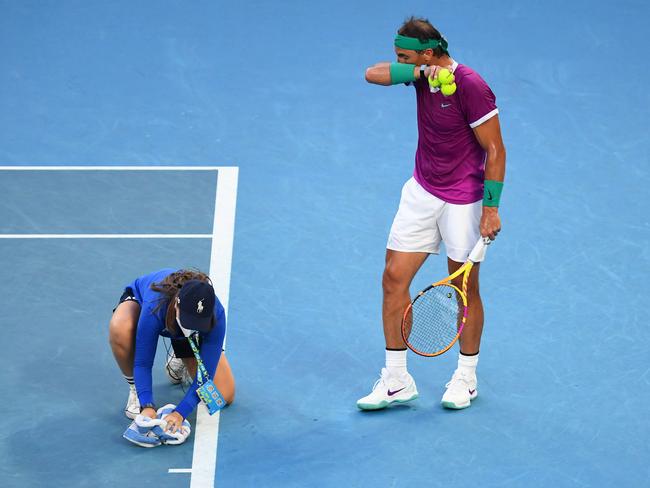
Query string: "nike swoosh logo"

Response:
xmin=486 ymin=190 xmax=493 ymax=201
xmin=441 ymin=103 xmax=451 ymax=108
xmin=469 ymin=389 xmax=476 ymax=395
xmin=387 ymin=388 xmax=406 ymax=396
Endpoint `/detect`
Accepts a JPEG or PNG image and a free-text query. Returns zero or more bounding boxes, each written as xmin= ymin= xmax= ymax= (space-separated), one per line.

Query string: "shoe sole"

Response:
xmin=441 ymin=392 xmax=478 ymax=410
xmin=441 ymin=400 xmax=470 ymax=409
xmin=357 ymin=393 xmax=418 ymax=411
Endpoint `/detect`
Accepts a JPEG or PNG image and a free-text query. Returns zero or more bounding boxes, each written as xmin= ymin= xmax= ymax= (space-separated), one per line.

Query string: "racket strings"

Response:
xmin=404 ymin=284 xmax=464 ymax=355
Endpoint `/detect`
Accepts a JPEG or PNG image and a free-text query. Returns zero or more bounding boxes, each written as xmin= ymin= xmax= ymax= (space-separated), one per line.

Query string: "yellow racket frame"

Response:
xmin=401 ymin=236 xmax=490 ymax=357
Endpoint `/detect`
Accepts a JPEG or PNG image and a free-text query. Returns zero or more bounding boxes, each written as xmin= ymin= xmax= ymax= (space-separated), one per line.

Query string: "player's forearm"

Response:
xmin=133 ymin=373 xmax=154 ymax=406
xmin=482 ymin=145 xmax=506 ymax=211
xmin=483 ymin=144 xmax=506 ymax=183
xmin=365 ymin=62 xmax=422 ymax=86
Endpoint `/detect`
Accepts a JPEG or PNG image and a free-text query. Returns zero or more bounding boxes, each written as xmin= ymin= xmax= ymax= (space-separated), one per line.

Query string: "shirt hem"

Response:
xmin=413 ymin=172 xmax=483 ymax=205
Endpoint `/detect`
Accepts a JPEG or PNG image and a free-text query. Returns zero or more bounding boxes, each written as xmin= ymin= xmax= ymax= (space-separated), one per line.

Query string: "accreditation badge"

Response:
xmin=196 ymin=379 xmax=226 ymax=415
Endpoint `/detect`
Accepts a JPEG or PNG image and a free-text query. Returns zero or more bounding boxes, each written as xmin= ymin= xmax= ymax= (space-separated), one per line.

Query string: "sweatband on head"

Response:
xmin=483 ymin=180 xmax=504 ymax=207
xmin=389 ymin=63 xmax=417 ymax=85
xmin=394 ymin=34 xmax=449 ymax=53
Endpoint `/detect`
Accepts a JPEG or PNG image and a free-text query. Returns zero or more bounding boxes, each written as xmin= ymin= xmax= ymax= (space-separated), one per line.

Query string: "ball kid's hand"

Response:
xmin=164 ymin=411 xmax=185 ymax=434
xmin=140 ymin=407 xmax=157 ymax=419
xmin=480 ymin=207 xmax=501 ymax=241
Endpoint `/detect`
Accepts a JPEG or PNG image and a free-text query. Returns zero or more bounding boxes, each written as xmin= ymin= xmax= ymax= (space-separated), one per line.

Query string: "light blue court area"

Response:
xmin=0 ymin=169 xmax=217 ymax=233
xmin=2 ymin=0 xmax=650 ymax=487
xmin=0 ymin=169 xmax=225 ymax=488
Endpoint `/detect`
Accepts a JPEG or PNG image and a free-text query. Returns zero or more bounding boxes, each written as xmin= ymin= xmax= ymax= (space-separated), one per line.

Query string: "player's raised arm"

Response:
xmin=364 ymin=32 xmax=450 ymax=86
xmin=365 ymin=61 xmax=426 ymax=86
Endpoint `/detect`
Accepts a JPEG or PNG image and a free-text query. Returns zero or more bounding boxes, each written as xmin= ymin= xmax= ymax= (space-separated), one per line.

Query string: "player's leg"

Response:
xmin=358 ymin=178 xmax=443 ymax=410
xmin=450 ymin=260 xmax=483 ymax=355
xmin=108 ymin=290 xmax=141 ymax=419
xmin=382 ymin=249 xmax=430 ymax=349
xmin=439 ymin=200 xmax=483 ymax=409
xmin=213 ymin=354 xmax=235 ymax=404
xmin=179 ymin=355 xmax=235 ymax=404
xmin=356 ymin=250 xmax=427 ymax=410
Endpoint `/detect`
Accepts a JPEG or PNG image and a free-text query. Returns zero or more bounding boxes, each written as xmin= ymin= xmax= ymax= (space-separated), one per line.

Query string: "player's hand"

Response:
xmin=480 ymin=207 xmax=501 ymax=240
xmin=164 ymin=411 xmax=184 ymax=434
xmin=424 ymin=65 xmax=442 ymax=80
xmin=423 ymin=65 xmax=454 ymax=80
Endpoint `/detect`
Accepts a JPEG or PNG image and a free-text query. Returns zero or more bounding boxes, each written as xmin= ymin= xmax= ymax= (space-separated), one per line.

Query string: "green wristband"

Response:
xmin=389 ymin=63 xmax=417 ymax=85
xmin=483 ymin=180 xmax=503 ymax=207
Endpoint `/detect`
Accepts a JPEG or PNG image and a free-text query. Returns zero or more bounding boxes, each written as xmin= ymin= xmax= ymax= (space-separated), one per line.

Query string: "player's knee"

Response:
xmin=450 ymin=276 xmax=480 ymax=297
xmin=223 ymin=383 xmax=235 ymax=405
xmin=215 ymin=374 xmax=235 ymax=405
xmin=214 ymin=355 xmax=236 ymax=405
xmin=109 ymin=317 xmax=133 ymax=350
xmin=382 ymin=265 xmax=407 ymax=295
xmin=108 ymin=318 xmax=121 ymax=344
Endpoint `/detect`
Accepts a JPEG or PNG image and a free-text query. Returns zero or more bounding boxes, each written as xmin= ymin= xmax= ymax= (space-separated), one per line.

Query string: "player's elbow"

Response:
xmin=365 ymin=67 xmax=389 ymax=85
xmin=364 ymin=67 xmax=374 ymax=83
xmin=487 ymin=141 xmax=506 ymax=163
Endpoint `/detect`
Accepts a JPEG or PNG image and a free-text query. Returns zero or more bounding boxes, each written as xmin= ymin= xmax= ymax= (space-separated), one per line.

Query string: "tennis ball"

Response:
xmin=441 ymin=82 xmax=457 ymax=96
xmin=437 ymin=68 xmax=455 ymax=85
xmin=428 ymin=76 xmax=441 ymax=88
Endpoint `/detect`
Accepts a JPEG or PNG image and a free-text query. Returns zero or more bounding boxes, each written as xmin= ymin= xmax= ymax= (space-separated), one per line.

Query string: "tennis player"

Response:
xmin=357 ymin=17 xmax=505 ymax=410
xmin=109 ymin=268 xmax=235 ymax=426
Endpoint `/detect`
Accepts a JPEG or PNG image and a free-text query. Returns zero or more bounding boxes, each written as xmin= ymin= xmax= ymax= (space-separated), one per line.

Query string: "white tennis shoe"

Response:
xmin=165 ymin=354 xmax=187 ymax=385
xmin=441 ymin=369 xmax=478 ymax=409
xmin=125 ymin=384 xmax=140 ymax=420
xmin=357 ymin=368 xmax=418 ymax=410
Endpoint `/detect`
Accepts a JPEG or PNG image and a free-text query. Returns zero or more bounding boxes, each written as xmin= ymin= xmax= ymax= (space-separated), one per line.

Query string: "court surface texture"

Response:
xmin=1 ymin=0 xmax=649 ymax=486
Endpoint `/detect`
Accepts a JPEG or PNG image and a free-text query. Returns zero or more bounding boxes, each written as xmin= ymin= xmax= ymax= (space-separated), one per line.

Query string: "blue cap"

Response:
xmin=176 ymin=280 xmax=215 ymax=334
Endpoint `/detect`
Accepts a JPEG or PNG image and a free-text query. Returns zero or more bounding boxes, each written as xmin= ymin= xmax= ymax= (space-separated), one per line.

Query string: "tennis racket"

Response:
xmin=401 ymin=236 xmax=492 ymax=357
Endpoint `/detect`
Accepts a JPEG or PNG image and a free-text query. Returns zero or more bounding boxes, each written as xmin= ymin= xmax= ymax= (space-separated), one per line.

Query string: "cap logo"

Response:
xmin=197 ymin=299 xmax=204 ymax=314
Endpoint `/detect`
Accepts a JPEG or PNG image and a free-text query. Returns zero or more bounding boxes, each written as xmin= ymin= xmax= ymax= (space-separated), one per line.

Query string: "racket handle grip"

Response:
xmin=468 ymin=236 xmax=492 ymax=263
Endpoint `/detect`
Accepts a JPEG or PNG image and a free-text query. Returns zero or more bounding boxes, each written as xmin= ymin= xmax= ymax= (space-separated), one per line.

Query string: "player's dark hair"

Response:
xmin=150 ymin=269 xmax=212 ymax=333
xmin=398 ymin=16 xmax=449 ymax=57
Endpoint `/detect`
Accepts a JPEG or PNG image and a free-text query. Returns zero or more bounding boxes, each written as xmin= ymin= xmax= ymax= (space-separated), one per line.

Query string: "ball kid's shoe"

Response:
xmin=165 ymin=354 xmax=187 ymax=385
xmin=357 ymin=368 xmax=418 ymax=410
xmin=441 ymin=369 xmax=478 ymax=409
xmin=125 ymin=384 xmax=140 ymax=420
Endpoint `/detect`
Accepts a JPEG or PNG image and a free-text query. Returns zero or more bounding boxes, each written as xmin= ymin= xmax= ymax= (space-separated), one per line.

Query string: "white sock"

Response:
xmin=386 ymin=349 xmax=408 ymax=377
xmin=457 ymin=352 xmax=479 ymax=376
xmin=124 ymin=375 xmax=135 ymax=386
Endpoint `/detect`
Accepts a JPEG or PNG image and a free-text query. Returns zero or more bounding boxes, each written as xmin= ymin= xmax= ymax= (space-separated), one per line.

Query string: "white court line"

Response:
xmin=0 ymin=234 xmax=212 ymax=239
xmin=0 ymin=165 xmax=226 ymax=171
xmin=2 ymin=166 xmax=238 ymax=487
xmin=188 ymin=166 xmax=238 ymax=488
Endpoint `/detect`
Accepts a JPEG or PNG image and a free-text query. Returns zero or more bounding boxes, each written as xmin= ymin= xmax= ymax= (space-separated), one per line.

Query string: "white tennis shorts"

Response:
xmin=386 ymin=177 xmax=483 ymax=262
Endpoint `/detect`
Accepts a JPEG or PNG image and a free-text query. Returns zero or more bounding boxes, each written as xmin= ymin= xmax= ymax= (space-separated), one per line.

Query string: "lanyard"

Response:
xmin=186 ymin=334 xmax=210 ymax=387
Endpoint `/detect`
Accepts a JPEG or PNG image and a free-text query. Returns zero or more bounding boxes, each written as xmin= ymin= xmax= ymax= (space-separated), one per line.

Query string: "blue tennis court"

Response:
xmin=1 ymin=0 xmax=649 ymax=487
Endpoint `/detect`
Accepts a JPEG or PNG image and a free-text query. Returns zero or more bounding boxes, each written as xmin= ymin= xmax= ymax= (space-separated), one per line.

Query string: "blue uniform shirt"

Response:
xmin=127 ymin=269 xmax=226 ymax=418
